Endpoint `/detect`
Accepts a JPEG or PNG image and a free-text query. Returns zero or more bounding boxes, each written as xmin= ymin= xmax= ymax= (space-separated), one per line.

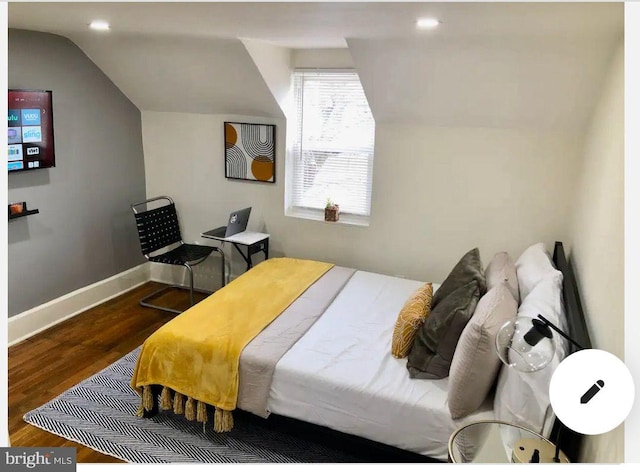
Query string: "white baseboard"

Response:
xmin=8 ymin=263 xmax=150 ymax=346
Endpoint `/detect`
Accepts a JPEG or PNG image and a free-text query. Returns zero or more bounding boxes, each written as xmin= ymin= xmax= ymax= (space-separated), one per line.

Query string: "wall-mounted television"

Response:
xmin=8 ymin=89 xmax=56 ymax=172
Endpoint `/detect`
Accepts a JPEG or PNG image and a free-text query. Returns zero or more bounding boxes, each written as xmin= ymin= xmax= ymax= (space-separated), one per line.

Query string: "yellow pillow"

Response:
xmin=391 ymin=283 xmax=433 ymax=359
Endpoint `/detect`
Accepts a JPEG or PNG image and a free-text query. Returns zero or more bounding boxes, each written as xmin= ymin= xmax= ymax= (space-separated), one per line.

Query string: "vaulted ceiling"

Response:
xmin=8 ymin=2 xmax=624 ymax=131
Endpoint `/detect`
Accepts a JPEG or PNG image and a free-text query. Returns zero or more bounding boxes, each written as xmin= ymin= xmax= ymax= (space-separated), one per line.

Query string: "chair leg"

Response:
xmin=183 ymin=248 xmax=225 ymax=304
xmin=140 ymin=285 xmax=183 ymax=315
xmin=185 ymin=263 xmax=195 ymax=307
xmin=139 ymin=250 xmax=225 ymax=315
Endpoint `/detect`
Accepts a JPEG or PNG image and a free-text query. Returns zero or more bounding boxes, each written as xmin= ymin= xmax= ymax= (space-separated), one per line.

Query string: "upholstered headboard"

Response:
xmin=551 ymin=241 xmax=592 ymax=462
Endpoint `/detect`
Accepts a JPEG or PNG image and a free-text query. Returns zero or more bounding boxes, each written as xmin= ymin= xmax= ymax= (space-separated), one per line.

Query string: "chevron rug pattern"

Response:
xmin=23 ymin=347 xmax=361 ymax=463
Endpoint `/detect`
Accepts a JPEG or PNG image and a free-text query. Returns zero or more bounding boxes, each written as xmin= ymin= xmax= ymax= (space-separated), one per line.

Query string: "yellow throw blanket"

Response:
xmin=131 ymin=257 xmax=333 ymax=431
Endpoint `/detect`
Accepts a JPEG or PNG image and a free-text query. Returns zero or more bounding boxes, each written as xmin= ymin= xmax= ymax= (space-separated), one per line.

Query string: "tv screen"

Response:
xmin=8 ymin=89 xmax=55 ymax=172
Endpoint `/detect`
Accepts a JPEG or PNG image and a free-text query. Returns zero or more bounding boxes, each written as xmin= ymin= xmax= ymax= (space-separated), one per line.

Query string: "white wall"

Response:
xmin=142 ymin=110 xmax=582 ymax=288
xmin=142 ymin=111 xmax=288 ymax=287
xmin=292 ymin=48 xmax=354 ymax=69
xmin=241 ymin=39 xmax=292 ymax=116
xmin=370 ymin=124 xmax=581 ymax=276
xmin=567 ymin=40 xmax=624 ymax=464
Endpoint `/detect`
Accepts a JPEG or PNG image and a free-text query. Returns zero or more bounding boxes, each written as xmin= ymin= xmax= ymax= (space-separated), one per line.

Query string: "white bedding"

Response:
xmin=267 ymin=270 xmax=495 ymax=460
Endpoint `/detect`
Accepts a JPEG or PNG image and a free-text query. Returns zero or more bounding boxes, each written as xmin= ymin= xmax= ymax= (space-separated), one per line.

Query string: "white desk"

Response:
xmin=201 ymin=230 xmax=269 ymax=272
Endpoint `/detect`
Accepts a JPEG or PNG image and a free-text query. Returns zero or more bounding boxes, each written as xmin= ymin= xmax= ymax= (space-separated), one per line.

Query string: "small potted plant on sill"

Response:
xmin=324 ymin=198 xmax=340 ymax=222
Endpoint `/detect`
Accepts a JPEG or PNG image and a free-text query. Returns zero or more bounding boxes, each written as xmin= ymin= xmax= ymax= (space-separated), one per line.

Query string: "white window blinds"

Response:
xmin=289 ymin=69 xmax=375 ymax=218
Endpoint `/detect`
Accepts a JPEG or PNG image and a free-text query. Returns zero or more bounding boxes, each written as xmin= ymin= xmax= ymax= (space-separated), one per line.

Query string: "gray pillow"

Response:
xmin=485 ymin=252 xmax=520 ymax=304
xmin=407 ymin=280 xmax=481 ymax=379
xmin=432 ymin=248 xmax=486 ymax=309
xmin=448 ymin=283 xmax=518 ymax=419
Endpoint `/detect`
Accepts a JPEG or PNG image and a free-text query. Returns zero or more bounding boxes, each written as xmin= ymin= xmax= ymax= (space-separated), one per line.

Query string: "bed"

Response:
xmin=132 ymin=241 xmax=590 ymax=462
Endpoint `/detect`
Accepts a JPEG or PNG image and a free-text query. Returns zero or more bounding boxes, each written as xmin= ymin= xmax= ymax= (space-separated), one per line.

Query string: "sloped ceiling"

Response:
xmin=61 ymin=33 xmax=284 ymax=117
xmin=349 ymin=35 xmax=619 ymax=131
xmin=8 ymin=2 xmax=623 ymax=129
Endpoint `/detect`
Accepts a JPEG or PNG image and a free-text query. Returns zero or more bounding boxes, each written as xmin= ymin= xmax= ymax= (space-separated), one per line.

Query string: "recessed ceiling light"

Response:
xmin=89 ymin=20 xmax=110 ymax=31
xmin=416 ymin=18 xmax=440 ymax=30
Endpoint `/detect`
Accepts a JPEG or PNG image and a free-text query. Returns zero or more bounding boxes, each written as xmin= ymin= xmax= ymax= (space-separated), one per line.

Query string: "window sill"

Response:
xmin=285 ymin=207 xmax=370 ymax=227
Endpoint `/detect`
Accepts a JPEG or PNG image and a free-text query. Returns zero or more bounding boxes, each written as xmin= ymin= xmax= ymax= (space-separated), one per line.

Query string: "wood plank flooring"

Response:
xmin=8 ymin=282 xmax=207 ymax=463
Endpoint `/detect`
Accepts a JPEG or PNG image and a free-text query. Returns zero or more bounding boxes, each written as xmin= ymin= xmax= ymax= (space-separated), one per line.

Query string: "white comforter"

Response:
xmin=267 ymin=270 xmax=494 ymax=460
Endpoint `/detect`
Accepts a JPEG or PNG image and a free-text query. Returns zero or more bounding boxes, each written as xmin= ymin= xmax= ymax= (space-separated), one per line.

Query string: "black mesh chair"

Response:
xmin=132 ymin=196 xmax=225 ymax=314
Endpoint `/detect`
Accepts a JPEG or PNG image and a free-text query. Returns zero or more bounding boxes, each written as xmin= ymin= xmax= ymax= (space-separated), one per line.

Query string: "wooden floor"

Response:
xmin=8 ymin=282 xmax=207 ymax=463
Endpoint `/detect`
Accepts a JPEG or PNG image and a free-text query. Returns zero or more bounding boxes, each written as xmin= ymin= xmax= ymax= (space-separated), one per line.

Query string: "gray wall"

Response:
xmin=7 ymin=29 xmax=147 ymax=316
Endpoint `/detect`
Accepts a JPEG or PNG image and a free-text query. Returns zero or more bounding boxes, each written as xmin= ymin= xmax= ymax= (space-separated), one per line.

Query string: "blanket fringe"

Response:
xmin=159 ymin=387 xmax=173 ymax=411
xmin=185 ymin=396 xmax=196 ymax=421
xmin=214 ymin=408 xmax=234 ymax=433
xmin=142 ymin=385 xmax=154 ymax=412
xmin=197 ymin=400 xmax=208 ymax=424
xmin=173 ymin=392 xmax=184 ymax=415
xmin=138 ymin=385 xmax=232 ymax=433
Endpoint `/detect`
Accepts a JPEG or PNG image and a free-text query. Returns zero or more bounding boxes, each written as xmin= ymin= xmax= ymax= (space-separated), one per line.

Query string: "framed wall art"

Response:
xmin=224 ymin=122 xmax=276 ymax=183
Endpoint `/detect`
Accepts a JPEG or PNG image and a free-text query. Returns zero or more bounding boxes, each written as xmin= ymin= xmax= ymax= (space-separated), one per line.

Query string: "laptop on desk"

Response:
xmin=203 ymin=207 xmax=252 ymax=239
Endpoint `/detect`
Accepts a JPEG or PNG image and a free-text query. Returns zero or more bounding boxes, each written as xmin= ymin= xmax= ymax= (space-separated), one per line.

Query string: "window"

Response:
xmin=286 ymin=69 xmax=375 ymax=224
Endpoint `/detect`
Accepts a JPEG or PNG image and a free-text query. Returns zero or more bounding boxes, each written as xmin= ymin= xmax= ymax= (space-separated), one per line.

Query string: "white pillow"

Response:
xmin=515 ymin=243 xmax=562 ymax=301
xmin=518 ymin=273 xmax=568 ymax=359
xmin=493 ymin=271 xmax=567 ymax=438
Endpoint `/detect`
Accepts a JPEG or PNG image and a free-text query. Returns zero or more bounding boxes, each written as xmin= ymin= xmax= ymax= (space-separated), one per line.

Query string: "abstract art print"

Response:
xmin=224 ymin=122 xmax=276 ymax=183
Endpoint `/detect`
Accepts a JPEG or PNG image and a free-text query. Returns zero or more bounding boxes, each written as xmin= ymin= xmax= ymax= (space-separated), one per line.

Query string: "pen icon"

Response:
xmin=580 ymin=380 xmax=605 ymax=404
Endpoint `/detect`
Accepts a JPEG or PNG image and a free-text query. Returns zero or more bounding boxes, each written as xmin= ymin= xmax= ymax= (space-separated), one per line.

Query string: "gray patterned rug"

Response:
xmin=23 ymin=347 xmax=364 ymax=463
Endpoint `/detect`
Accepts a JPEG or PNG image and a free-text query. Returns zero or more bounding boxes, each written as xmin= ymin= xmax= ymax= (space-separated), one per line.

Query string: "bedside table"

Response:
xmin=448 ymin=420 xmax=570 ymax=463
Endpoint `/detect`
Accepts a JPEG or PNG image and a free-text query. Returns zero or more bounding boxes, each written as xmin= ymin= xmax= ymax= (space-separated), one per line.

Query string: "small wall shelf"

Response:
xmin=9 ymin=209 xmax=39 ymax=220
xmin=8 ymin=203 xmax=39 ymax=220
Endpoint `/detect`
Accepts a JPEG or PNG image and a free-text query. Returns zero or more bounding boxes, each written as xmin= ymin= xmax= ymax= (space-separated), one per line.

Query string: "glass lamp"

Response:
xmin=496 ymin=314 xmax=584 ymax=373
xmin=495 ymin=316 xmax=556 ymax=372
xmin=495 ymin=313 xmax=584 ymax=463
